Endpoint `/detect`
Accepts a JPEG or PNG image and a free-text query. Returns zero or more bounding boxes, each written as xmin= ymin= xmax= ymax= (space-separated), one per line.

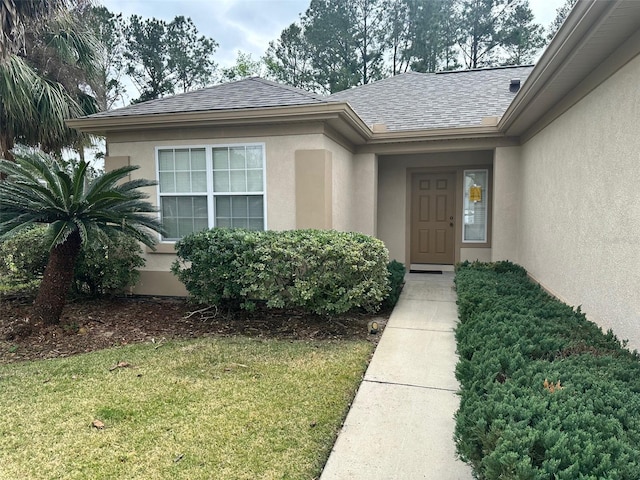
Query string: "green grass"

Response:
xmin=0 ymin=336 xmax=372 ymax=479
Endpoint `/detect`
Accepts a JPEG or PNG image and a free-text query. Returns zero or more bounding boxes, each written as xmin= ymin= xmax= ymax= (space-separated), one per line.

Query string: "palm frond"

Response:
xmin=70 ymin=160 xmax=88 ymax=199
xmin=0 ymin=55 xmax=38 ymax=127
xmin=1 ymin=1 xmax=100 ymax=156
xmin=0 ymin=150 xmax=164 ymax=250
xmin=44 ymin=12 xmax=101 ymax=80
xmin=113 ymin=177 xmax=158 ymax=193
xmin=49 ymin=218 xmax=76 ymax=247
xmin=82 ymin=164 xmax=141 ymax=201
xmin=1 ymin=0 xmax=71 ymax=59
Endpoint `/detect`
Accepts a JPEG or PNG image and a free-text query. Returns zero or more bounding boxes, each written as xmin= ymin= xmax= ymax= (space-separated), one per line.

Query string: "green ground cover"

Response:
xmin=0 ymin=337 xmax=372 ymax=479
xmin=454 ymin=261 xmax=640 ymax=479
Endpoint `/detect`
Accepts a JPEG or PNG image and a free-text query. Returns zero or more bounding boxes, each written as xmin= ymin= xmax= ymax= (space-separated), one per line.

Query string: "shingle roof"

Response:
xmin=88 ymin=77 xmax=330 ymax=118
xmin=85 ymin=66 xmax=534 ymax=132
xmin=328 ymin=66 xmax=535 ymax=131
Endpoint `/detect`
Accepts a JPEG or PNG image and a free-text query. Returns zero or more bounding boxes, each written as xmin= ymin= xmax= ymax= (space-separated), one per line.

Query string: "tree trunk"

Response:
xmin=0 ymin=131 xmax=14 ymax=162
xmin=33 ymin=230 xmax=82 ymax=325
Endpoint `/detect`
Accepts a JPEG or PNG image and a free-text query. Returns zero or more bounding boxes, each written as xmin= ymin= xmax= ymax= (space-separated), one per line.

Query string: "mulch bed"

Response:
xmin=0 ymin=295 xmax=388 ymax=364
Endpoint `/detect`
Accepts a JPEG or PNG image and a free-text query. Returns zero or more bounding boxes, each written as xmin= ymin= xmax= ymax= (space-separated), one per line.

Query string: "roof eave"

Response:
xmin=369 ymin=125 xmax=506 ymax=144
xmin=499 ymin=0 xmax=640 ymax=137
xmin=66 ymin=102 xmax=373 ymax=144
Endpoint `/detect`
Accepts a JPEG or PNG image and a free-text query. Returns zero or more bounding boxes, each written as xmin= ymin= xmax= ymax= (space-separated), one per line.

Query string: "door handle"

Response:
xmin=450 ymin=222 xmax=454 ymax=227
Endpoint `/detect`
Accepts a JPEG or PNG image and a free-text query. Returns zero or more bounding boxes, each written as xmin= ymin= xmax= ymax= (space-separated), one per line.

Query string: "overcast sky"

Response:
xmin=100 ymin=0 xmax=567 ymax=68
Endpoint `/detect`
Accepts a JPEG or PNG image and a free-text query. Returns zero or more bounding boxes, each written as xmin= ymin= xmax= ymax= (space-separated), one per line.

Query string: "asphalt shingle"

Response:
xmin=88 ymin=77 xmax=330 ymax=118
xmin=328 ymin=66 xmax=534 ymax=131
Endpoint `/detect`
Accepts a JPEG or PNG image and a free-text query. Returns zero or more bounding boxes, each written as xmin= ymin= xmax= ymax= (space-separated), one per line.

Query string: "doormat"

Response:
xmin=409 ymin=270 xmax=443 ymax=274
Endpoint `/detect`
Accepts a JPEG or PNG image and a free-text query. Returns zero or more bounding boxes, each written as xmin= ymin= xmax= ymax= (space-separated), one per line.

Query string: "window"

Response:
xmin=212 ymin=146 xmax=264 ymax=230
xmin=157 ymin=144 xmax=265 ymax=240
xmin=463 ymin=169 xmax=488 ymax=243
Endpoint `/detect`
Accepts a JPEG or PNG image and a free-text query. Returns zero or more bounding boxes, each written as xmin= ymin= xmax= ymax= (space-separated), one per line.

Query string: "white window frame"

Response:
xmin=155 ymin=143 xmax=267 ymax=242
xmin=462 ymin=169 xmax=488 ymax=244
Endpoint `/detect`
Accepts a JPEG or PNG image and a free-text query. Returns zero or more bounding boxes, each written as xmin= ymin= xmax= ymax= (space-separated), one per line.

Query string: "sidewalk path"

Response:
xmin=320 ymin=272 xmax=473 ymax=480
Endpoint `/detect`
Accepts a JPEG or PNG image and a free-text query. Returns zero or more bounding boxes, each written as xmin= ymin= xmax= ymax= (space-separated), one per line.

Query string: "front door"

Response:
xmin=410 ymin=173 xmax=456 ymax=264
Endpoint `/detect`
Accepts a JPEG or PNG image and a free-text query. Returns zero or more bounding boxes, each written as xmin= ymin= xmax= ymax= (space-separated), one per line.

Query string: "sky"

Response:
xmin=101 ymin=0 xmax=567 ymax=69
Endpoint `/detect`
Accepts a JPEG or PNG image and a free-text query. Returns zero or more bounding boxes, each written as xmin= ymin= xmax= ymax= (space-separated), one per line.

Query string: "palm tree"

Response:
xmin=0 ymin=0 xmax=99 ymax=161
xmin=0 ymin=0 xmax=70 ymax=60
xmin=0 ymin=150 xmax=164 ymax=325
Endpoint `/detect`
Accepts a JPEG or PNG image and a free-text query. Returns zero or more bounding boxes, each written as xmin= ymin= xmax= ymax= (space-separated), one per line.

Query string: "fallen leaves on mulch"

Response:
xmin=0 ymin=295 xmax=388 ymax=364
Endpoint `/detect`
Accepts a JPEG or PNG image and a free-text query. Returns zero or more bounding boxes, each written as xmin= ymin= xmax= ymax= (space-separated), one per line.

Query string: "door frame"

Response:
xmin=403 ymin=165 xmax=493 ymax=269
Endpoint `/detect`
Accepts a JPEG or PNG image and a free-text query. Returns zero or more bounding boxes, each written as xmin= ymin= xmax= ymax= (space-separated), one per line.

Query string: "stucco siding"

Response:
xmin=492 ymin=146 xmax=521 ymax=262
xmin=516 ymin=53 xmax=640 ymax=348
xmin=324 ymin=137 xmax=354 ymax=232
xmin=460 ymin=248 xmax=492 ymax=262
xmin=377 ymin=158 xmax=410 ymax=263
xmin=351 ymin=153 xmax=378 ymax=236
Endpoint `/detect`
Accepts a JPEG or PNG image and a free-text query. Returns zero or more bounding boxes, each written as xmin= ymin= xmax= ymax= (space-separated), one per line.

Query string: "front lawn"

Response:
xmin=0 ymin=336 xmax=372 ymax=479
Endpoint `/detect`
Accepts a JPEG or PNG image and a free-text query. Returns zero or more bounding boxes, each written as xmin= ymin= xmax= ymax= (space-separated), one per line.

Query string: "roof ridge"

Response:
xmin=104 ymin=79 xmax=252 ymax=113
xmin=248 ymin=77 xmax=327 ymax=102
xmin=328 ymin=72 xmax=434 ymax=97
xmin=436 ymin=64 xmax=535 ymax=75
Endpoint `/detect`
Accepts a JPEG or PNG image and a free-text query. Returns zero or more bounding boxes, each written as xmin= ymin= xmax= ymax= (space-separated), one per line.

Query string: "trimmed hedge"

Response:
xmin=454 ymin=261 xmax=640 ymax=479
xmin=172 ymin=228 xmax=390 ymax=315
xmin=383 ymin=260 xmax=406 ymax=309
xmin=0 ymin=225 xmax=144 ymax=296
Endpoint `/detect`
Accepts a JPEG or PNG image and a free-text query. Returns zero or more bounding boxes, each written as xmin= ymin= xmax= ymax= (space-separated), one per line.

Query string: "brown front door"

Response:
xmin=410 ymin=173 xmax=456 ymax=264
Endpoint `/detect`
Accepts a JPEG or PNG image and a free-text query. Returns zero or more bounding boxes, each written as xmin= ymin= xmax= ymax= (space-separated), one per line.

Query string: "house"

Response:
xmin=68 ymin=0 xmax=640 ymax=348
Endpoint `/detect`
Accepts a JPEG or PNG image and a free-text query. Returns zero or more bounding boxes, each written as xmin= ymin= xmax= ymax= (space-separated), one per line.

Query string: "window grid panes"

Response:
xmin=161 ymin=196 xmax=208 ymax=240
xmin=158 ymin=148 xmax=207 ymax=194
xmin=157 ymin=145 xmax=265 ymax=240
xmin=215 ymin=195 xmax=264 ymax=230
xmin=463 ymin=169 xmax=488 ymax=243
xmin=212 ymin=146 xmax=263 ymax=193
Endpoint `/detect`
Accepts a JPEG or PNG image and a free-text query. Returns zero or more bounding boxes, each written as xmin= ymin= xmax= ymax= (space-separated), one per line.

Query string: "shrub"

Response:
xmin=172 ymin=228 xmax=390 ymax=315
xmin=0 ymin=225 xmax=49 ymax=284
xmin=0 ymin=226 xmax=144 ymax=296
xmin=382 ymin=260 xmax=406 ymax=309
xmin=73 ymin=232 xmax=145 ymax=295
xmin=454 ymin=261 xmax=640 ymax=479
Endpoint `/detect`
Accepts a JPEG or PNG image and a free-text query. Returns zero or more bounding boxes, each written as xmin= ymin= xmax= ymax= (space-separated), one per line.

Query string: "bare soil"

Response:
xmin=0 ymin=295 xmax=388 ymax=364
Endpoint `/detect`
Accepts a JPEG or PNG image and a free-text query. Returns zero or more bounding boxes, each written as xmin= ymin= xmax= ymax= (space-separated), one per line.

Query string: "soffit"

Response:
xmin=501 ymin=0 xmax=640 ymax=136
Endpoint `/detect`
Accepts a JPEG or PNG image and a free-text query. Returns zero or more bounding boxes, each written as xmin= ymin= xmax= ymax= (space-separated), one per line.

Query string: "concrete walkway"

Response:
xmin=321 ymin=272 xmax=473 ymax=480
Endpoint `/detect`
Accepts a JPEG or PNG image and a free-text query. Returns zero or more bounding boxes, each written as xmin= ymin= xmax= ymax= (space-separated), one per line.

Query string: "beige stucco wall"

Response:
xmin=295 ymin=149 xmax=332 ymax=229
xmin=324 ymin=137 xmax=354 ymax=232
xmin=492 ymin=146 xmax=522 ymax=262
xmin=514 ymin=53 xmax=640 ymax=349
xmin=460 ymin=247 xmax=492 ymax=263
xmin=351 ymin=153 xmax=378 ymax=236
xmin=377 ymin=151 xmax=494 ymax=265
